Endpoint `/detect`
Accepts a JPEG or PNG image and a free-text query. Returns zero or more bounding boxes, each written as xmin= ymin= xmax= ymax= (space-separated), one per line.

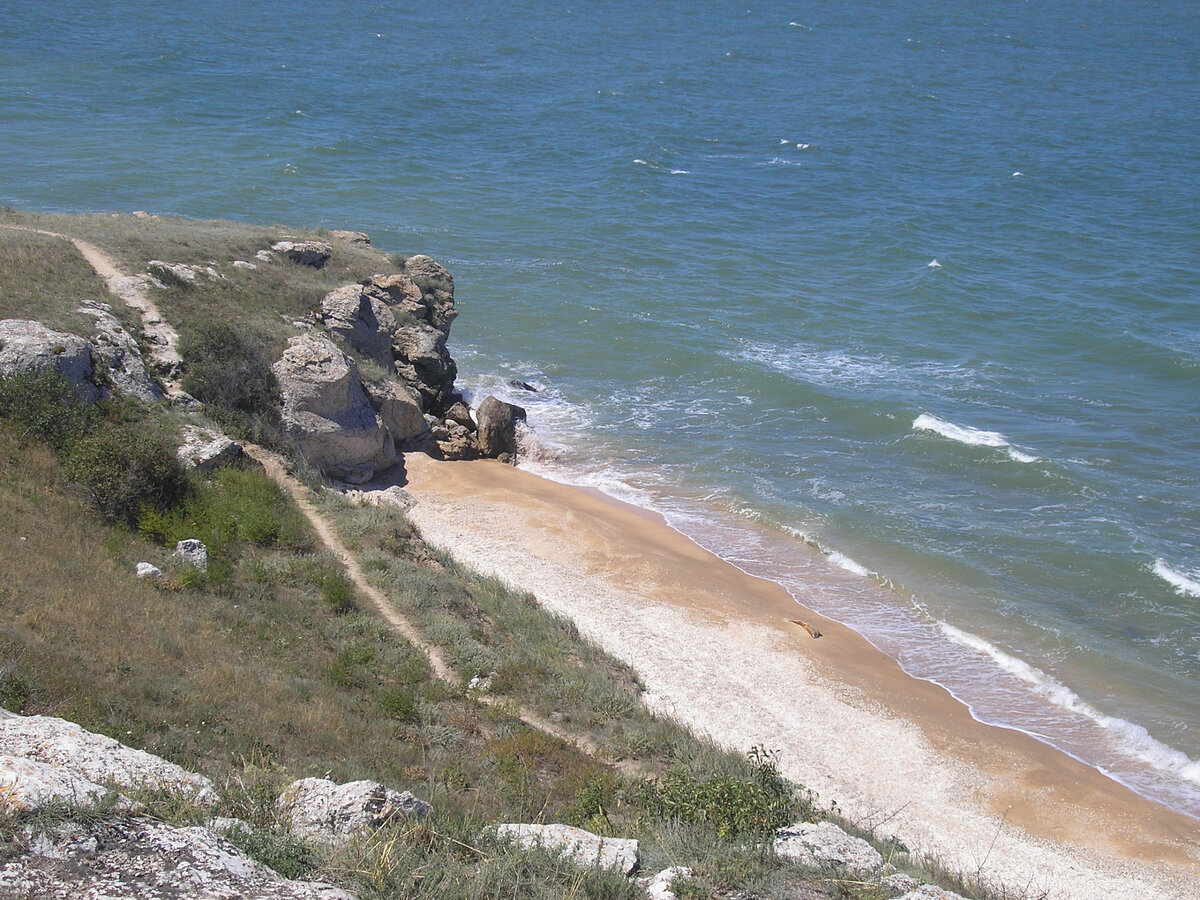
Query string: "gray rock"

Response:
xmin=177 ymin=424 xmax=242 ymax=472
xmin=329 ymin=229 xmax=371 ymax=245
xmin=444 ymin=400 xmax=475 ymax=431
xmin=367 ymin=273 xmax=425 ymax=319
xmin=882 ymin=872 xmax=922 ymax=893
xmin=437 ymin=420 xmax=477 ymax=461
xmin=896 ymin=887 xmax=970 ymax=900
xmin=77 ymin=301 xmax=162 ymax=402
xmin=147 ymin=260 xmax=224 ymax=285
xmin=774 ymin=821 xmax=884 ymax=872
xmin=0 ymin=319 xmax=98 ymax=401
xmin=0 ymin=753 xmax=132 ymax=813
xmin=391 ymin=323 xmax=457 ymax=413
xmin=476 ymin=395 xmax=527 ymax=463
xmin=272 ymin=240 xmax=332 ymax=269
xmin=343 ymin=485 xmax=416 ymax=511
xmin=278 ymin=777 xmax=431 ymax=844
xmin=319 ymin=283 xmax=398 ymax=370
xmin=492 ymin=823 xmax=638 ymax=875
xmin=0 ymin=710 xmax=217 ymax=807
xmin=273 ymin=333 xmax=397 ymax=484
xmin=401 ymin=255 xmax=457 ymax=331
xmin=362 ymin=378 xmax=431 ymax=450
xmin=642 ymin=866 xmax=694 ymax=900
xmin=174 ymin=539 xmax=209 ymax=571
xmin=135 ymin=562 xmax=163 ymax=580
xmin=0 ymin=816 xmax=355 ymax=899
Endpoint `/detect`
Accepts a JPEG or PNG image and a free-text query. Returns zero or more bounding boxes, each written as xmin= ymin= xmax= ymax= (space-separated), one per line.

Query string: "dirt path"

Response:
xmin=5 ymin=220 xmax=640 ymax=775
xmin=0 ymin=223 xmax=184 ymax=391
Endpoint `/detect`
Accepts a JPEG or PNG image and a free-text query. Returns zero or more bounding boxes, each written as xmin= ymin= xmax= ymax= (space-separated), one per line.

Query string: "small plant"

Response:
xmin=320 ymin=572 xmax=356 ymax=614
xmin=179 ymin=322 xmax=281 ymax=442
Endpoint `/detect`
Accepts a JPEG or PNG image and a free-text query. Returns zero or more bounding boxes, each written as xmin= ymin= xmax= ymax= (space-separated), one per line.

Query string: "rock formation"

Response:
xmin=0 ymin=319 xmax=99 ymax=402
xmin=272 ymin=333 xmax=396 ymax=484
xmin=492 ymin=823 xmax=639 ymax=875
xmin=475 ymin=396 xmax=527 ymax=464
xmin=77 ymin=301 xmax=161 ymax=402
xmin=277 ymin=777 xmax=432 ymax=844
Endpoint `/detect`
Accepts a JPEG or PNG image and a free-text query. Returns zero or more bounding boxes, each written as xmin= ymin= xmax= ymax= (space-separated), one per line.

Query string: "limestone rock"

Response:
xmin=0 ymin=816 xmax=355 ymax=899
xmin=174 ymin=539 xmax=209 ymax=571
xmin=642 ymin=866 xmax=694 ymax=900
xmin=177 ymin=424 xmax=242 ymax=472
xmin=147 ymin=260 xmax=224 ymax=285
xmin=272 ymin=240 xmax=332 ymax=269
xmin=882 ymin=872 xmax=922 ymax=893
xmin=319 ymin=283 xmax=398 ymax=370
xmin=401 ymin=255 xmax=456 ymax=331
xmin=493 ymin=823 xmax=638 ymax=875
xmin=77 ymin=301 xmax=162 ymax=402
xmin=0 ymin=319 xmax=98 ymax=401
xmin=343 ymin=485 xmax=416 ymax=511
xmin=774 ymin=821 xmax=884 ymax=872
xmin=273 ymin=333 xmax=396 ymax=484
xmin=436 ymin=420 xmax=477 ymax=461
xmin=391 ymin=323 xmax=457 ymax=414
xmin=0 ymin=710 xmax=217 ymax=806
xmin=475 ymin=395 xmax=527 ymax=463
xmin=444 ymin=400 xmax=475 ymax=431
xmin=896 ymin=887 xmax=970 ymax=900
xmin=136 ymin=562 xmax=163 ymax=580
xmin=278 ymin=777 xmax=431 ymax=844
xmin=368 ymin=273 xmax=425 ymax=319
xmin=329 ymin=229 xmax=371 ymax=245
xmin=362 ymin=378 xmax=431 ymax=450
xmin=0 ymin=754 xmax=132 ymax=813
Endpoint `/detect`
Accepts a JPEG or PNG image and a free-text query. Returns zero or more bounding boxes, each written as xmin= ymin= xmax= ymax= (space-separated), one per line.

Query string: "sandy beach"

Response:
xmin=398 ymin=453 xmax=1199 ymax=900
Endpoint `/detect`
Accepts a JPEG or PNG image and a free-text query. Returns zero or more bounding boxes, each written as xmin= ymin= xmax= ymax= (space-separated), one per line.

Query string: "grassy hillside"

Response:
xmin=0 ymin=209 xmax=999 ymax=900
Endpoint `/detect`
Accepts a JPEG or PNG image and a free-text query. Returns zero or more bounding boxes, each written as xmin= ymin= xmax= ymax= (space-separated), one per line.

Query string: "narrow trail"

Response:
xmin=4 ymin=220 xmax=642 ymax=776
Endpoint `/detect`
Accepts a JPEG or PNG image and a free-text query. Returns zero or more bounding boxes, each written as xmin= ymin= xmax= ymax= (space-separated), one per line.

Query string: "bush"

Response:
xmin=63 ymin=423 xmax=191 ymax=527
xmin=179 ymin=323 xmax=281 ymax=442
xmin=0 ymin=370 xmax=97 ymax=451
xmin=643 ymin=747 xmax=811 ymax=838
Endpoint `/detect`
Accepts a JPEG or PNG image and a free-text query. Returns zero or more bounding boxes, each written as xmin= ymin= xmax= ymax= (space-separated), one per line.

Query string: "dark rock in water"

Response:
xmin=476 ymin=396 xmax=527 ymax=464
xmin=508 ymin=379 xmax=539 ymax=393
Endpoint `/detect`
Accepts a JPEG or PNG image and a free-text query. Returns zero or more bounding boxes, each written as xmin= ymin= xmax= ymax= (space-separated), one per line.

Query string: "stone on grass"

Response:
xmin=493 ymin=823 xmax=639 ymax=875
xmin=0 ymin=319 xmax=98 ymax=402
xmin=897 ymin=886 xmax=970 ymax=900
xmin=642 ymin=866 xmax=694 ymax=899
xmin=278 ymin=777 xmax=432 ymax=844
xmin=135 ymin=562 xmax=162 ymax=580
xmin=0 ymin=817 xmax=355 ymax=900
xmin=174 ymin=539 xmax=209 ymax=571
xmin=272 ymin=240 xmax=332 ymax=269
xmin=177 ymin=424 xmax=242 ymax=472
xmin=774 ymin=821 xmax=884 ymax=872
xmin=0 ymin=709 xmax=217 ymax=806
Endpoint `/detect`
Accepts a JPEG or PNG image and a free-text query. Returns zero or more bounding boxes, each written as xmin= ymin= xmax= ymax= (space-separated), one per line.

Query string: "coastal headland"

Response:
xmin=400 ymin=452 xmax=1200 ymax=900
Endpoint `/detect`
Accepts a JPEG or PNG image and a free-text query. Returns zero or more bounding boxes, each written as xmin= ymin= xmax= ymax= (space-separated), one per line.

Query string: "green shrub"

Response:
xmin=179 ymin=322 xmax=281 ymax=442
xmin=320 ymin=572 xmax=356 ymax=614
xmin=643 ymin=747 xmax=811 ymax=838
xmin=378 ymin=685 xmax=419 ymax=723
xmin=64 ymin=424 xmax=191 ymax=527
xmin=0 ymin=370 xmax=97 ymax=451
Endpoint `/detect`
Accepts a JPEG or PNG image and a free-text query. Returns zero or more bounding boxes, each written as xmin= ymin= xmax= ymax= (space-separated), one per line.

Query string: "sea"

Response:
xmin=3 ymin=1 xmax=1198 ymax=819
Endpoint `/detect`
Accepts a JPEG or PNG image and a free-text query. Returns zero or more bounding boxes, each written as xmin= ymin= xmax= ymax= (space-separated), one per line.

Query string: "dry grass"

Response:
xmin=0 ymin=226 xmax=114 ymax=334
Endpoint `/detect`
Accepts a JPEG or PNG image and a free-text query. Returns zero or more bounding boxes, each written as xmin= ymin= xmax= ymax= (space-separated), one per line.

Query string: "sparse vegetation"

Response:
xmin=0 ymin=209 xmax=1008 ymax=900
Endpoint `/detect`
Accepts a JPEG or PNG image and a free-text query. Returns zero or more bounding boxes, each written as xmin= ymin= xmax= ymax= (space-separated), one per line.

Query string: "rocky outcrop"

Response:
xmin=774 ymin=821 xmax=884 ymax=871
xmin=475 ymin=396 xmax=527 ymax=464
xmin=173 ymin=539 xmax=209 ymax=572
xmin=641 ymin=866 xmax=694 ymax=900
xmin=77 ymin=301 xmax=161 ymax=402
xmin=319 ymin=282 xmax=398 ymax=371
xmin=391 ymin=256 xmax=458 ymax=418
xmin=492 ymin=823 xmax=638 ymax=875
xmin=177 ymin=424 xmax=242 ymax=472
xmin=1 ymin=817 xmax=355 ymax=900
xmin=0 ymin=319 xmax=98 ymax=402
xmin=147 ymin=260 xmax=225 ymax=286
xmin=271 ymin=240 xmax=332 ymax=269
xmin=273 ymin=333 xmax=396 ymax=484
xmin=361 ymin=378 xmax=430 ymax=450
xmin=0 ymin=710 xmax=216 ymax=808
xmin=277 ymin=777 xmax=432 ymax=844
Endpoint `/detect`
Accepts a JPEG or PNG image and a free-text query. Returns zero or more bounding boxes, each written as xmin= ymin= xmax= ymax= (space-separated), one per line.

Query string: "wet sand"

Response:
xmin=399 ymin=453 xmax=1199 ymax=899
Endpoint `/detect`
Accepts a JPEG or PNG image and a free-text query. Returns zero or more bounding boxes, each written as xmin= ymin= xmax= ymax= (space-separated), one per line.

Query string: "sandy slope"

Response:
xmin=399 ymin=453 xmax=1199 ymax=900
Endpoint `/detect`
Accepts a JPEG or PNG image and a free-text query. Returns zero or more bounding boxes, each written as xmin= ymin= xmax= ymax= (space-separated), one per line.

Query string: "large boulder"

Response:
xmin=362 ymin=378 xmax=431 ymax=450
xmin=0 ymin=817 xmax=355 ymax=899
xmin=0 ymin=709 xmax=217 ymax=808
xmin=277 ymin=777 xmax=431 ymax=844
xmin=77 ymin=301 xmax=162 ymax=402
xmin=773 ymin=821 xmax=884 ymax=872
xmin=0 ymin=319 xmax=98 ymax=401
xmin=177 ymin=424 xmax=242 ymax=472
xmin=319 ymin=283 xmax=398 ymax=370
xmin=390 ymin=256 xmax=459 ymax=416
xmin=273 ymin=333 xmax=396 ymax=484
xmin=476 ymin=395 xmax=527 ymax=463
xmin=492 ymin=823 xmax=638 ymax=875
xmin=271 ymin=240 xmax=332 ymax=269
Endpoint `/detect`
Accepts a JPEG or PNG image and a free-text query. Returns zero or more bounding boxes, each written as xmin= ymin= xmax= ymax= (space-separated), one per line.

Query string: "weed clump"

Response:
xmin=179 ymin=322 xmax=281 ymax=443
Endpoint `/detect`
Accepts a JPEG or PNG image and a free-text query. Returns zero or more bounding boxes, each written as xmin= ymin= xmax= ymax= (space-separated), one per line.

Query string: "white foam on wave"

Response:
xmin=827 ymin=551 xmax=871 ymax=577
xmin=927 ymin=258 xmax=942 ymax=268
xmin=939 ymin=623 xmax=1200 ymax=787
xmin=1152 ymin=559 xmax=1200 ymax=598
xmin=913 ymin=413 xmax=1038 ymax=463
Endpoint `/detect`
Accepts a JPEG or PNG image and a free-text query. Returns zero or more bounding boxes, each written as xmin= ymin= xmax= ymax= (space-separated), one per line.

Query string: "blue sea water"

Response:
xmin=3 ymin=1 xmax=1199 ymax=817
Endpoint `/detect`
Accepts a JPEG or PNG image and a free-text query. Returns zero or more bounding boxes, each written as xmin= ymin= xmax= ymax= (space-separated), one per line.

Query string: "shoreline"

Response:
xmin=399 ymin=452 xmax=1200 ymax=899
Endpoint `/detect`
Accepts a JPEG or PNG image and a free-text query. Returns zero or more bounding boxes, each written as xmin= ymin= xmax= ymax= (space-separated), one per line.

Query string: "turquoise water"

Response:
xmin=3 ymin=1 xmax=1199 ymax=816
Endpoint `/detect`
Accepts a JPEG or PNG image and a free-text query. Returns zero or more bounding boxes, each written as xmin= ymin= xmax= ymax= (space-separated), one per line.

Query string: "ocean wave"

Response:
xmin=827 ymin=551 xmax=871 ymax=577
xmin=912 ymin=413 xmax=1038 ymax=463
xmin=939 ymin=623 xmax=1200 ymax=787
xmin=1152 ymin=559 xmax=1200 ymax=598
xmin=731 ymin=343 xmax=980 ymax=394
xmin=633 ymin=158 xmax=689 ymax=175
